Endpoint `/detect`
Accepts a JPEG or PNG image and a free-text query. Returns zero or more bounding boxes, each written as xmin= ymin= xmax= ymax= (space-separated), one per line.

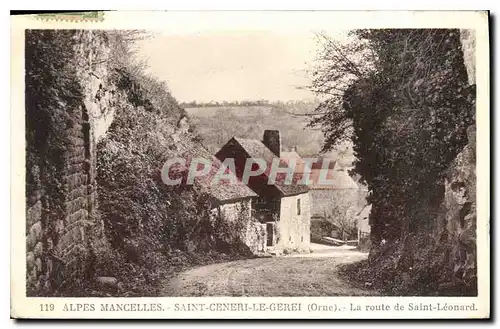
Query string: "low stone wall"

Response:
xmin=241 ymin=221 xmax=267 ymax=254
xmin=218 ymin=199 xmax=267 ymax=254
xmin=219 ymin=200 xmax=252 ymax=224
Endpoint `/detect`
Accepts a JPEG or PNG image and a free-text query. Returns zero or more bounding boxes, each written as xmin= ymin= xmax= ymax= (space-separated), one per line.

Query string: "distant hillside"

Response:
xmin=186 ymin=104 xmax=328 ymax=156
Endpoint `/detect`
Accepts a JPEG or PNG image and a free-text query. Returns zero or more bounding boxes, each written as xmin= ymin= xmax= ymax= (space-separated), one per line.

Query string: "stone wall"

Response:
xmin=278 ymin=192 xmax=311 ymax=251
xmin=218 ymin=199 xmax=267 ymax=254
xmin=241 ymin=221 xmax=267 ymax=254
xmin=26 ymin=31 xmax=117 ymax=296
xmin=26 ymin=200 xmax=44 ymax=293
xmin=26 ymin=103 xmax=96 ymax=295
xmin=219 ymin=200 xmax=252 ymax=224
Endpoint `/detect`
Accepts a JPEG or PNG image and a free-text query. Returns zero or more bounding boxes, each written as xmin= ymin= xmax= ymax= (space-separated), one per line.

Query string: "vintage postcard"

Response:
xmin=10 ymin=11 xmax=489 ymax=319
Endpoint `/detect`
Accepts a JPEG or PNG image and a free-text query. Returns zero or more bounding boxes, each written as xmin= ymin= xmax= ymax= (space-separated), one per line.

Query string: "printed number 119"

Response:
xmin=40 ymin=304 xmax=54 ymax=312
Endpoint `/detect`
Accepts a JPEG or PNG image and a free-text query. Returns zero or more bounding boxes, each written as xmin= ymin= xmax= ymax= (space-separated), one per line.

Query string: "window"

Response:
xmin=297 ymin=198 xmax=301 ymax=215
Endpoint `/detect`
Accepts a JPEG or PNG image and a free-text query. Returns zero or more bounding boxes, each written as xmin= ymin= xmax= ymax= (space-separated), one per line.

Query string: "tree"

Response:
xmin=310 ymin=29 xmax=474 ymax=248
xmin=323 ymin=207 xmax=357 ymax=241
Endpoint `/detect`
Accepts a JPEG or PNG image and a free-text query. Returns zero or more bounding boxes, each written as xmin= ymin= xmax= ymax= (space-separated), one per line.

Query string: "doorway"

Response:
xmin=266 ymin=222 xmax=274 ymax=246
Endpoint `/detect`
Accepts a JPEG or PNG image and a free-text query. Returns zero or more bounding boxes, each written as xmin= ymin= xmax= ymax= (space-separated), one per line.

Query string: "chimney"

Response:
xmin=263 ymin=130 xmax=281 ymax=157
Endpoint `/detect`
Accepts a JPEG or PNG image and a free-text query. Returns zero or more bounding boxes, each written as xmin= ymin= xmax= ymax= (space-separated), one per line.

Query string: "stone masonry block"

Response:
xmin=31 ymin=221 xmax=43 ymax=240
xmin=27 ymin=221 xmax=42 ymax=249
xmin=34 ymin=242 xmax=43 ymax=258
xmin=68 ymin=156 xmax=84 ymax=165
xmin=27 ymin=269 xmax=36 ymax=287
xmin=29 ymin=267 xmax=37 ymax=283
xmin=68 ymin=185 xmax=87 ymax=200
xmin=27 ymin=252 xmax=35 ymax=271
xmin=67 ymin=145 xmax=85 ymax=156
xmin=60 ymin=227 xmax=85 ymax=256
xmin=26 ymin=201 xmax=42 ymax=229
xmin=46 ymin=259 xmax=53 ymax=277
xmin=72 ymin=226 xmax=82 ymax=241
xmin=35 ymin=258 xmax=42 ymax=273
xmin=43 ymin=280 xmax=51 ymax=292
xmin=68 ymin=163 xmax=85 ymax=175
xmin=64 ymin=197 xmax=88 ymax=215
xmin=65 ymin=173 xmax=88 ymax=189
xmin=65 ymin=209 xmax=89 ymax=225
xmin=58 ymin=231 xmax=73 ymax=252
xmin=69 ymin=136 xmax=85 ymax=146
xmin=80 ymin=226 xmax=85 ymax=242
xmin=27 ymin=229 xmax=37 ymax=250
xmin=55 ymin=220 xmax=64 ymax=235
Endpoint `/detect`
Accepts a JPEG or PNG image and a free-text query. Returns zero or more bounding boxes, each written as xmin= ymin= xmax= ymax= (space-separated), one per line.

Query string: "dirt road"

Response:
xmin=161 ymin=244 xmax=379 ymax=296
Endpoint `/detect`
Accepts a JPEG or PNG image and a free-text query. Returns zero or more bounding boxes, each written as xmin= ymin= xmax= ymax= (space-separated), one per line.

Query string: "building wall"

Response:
xmin=219 ymin=199 xmax=252 ymax=224
xmin=277 ymin=192 xmax=311 ymax=251
xmin=357 ymin=206 xmax=371 ymax=235
xmin=218 ymin=199 xmax=267 ymax=254
xmin=358 ymin=216 xmax=370 ymax=235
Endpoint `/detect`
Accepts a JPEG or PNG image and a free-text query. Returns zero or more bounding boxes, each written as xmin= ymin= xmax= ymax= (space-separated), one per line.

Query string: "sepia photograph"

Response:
xmin=11 ymin=11 xmax=489 ymax=319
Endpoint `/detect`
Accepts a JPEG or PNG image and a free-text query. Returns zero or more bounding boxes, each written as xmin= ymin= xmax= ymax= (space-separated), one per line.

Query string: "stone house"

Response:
xmin=278 ymin=152 xmax=369 ymax=242
xmin=174 ymin=139 xmax=267 ymax=254
xmin=215 ymin=130 xmax=311 ymax=252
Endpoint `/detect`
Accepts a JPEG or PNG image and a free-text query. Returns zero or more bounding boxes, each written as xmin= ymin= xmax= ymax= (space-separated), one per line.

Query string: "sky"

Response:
xmin=135 ymin=31 xmax=322 ymax=103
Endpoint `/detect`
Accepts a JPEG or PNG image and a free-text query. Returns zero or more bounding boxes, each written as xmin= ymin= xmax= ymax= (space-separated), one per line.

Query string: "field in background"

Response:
xmin=186 ymin=104 xmax=351 ymax=157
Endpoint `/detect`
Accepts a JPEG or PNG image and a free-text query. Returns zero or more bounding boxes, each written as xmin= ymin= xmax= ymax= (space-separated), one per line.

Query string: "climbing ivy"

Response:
xmin=310 ymin=29 xmax=474 ymax=245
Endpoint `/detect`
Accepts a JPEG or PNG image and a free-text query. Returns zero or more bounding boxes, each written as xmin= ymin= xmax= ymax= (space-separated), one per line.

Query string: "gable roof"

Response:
xmin=219 ymin=137 xmax=359 ymax=192
xmin=233 ymin=137 xmax=277 ymax=165
xmin=220 ymin=137 xmax=309 ymax=197
xmin=175 ymin=139 xmax=257 ymax=202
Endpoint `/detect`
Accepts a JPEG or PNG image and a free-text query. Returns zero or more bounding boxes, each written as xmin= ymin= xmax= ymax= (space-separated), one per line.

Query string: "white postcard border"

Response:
xmin=10 ymin=11 xmax=490 ymax=319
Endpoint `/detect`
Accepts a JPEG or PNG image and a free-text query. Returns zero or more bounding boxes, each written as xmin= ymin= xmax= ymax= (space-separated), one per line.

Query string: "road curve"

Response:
xmin=161 ymin=244 xmax=379 ymax=296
